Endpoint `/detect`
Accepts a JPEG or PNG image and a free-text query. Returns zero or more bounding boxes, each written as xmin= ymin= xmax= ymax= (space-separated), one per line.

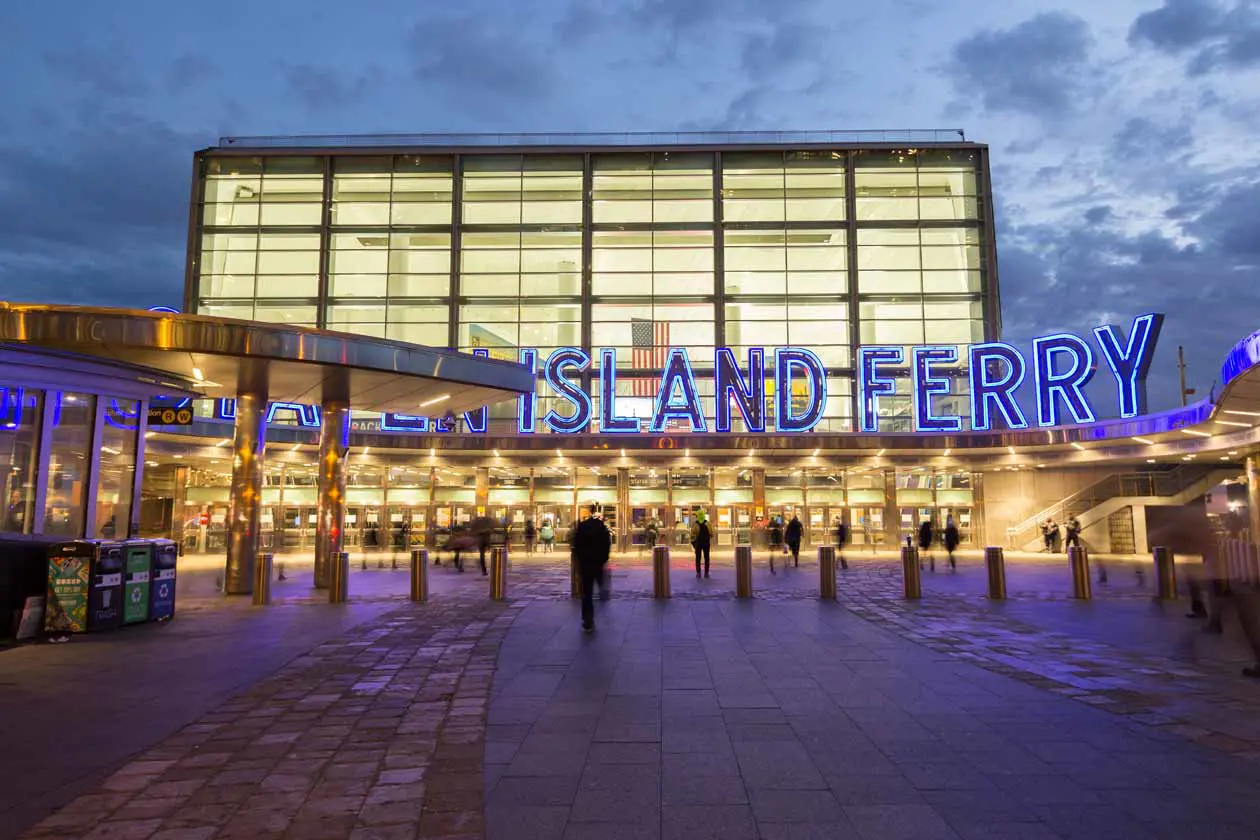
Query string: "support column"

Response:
xmin=752 ymin=468 xmax=766 ymax=522
xmin=127 ymin=398 xmax=149 ymax=539
xmin=171 ymin=466 xmax=188 ymax=548
xmin=1248 ymin=456 xmax=1260 ymax=544
xmin=314 ymin=400 xmax=350 ymax=589
xmin=475 ymin=466 xmax=490 ymax=517
xmin=225 ymin=367 xmax=269 ymax=595
xmin=882 ymin=467 xmax=899 ymax=549
xmin=617 ymin=466 xmax=630 ymax=552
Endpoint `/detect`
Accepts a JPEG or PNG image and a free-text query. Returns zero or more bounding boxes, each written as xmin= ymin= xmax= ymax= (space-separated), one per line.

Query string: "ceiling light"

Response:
xmin=1229 ymin=450 xmax=1238 ymax=456
xmin=1133 ymin=437 xmax=1154 ymax=445
xmin=1221 ymin=456 xmax=1230 ymax=461
xmin=145 ymin=461 xmax=158 ymax=467
xmin=620 ymin=448 xmax=626 ymax=457
xmin=419 ymin=394 xmax=450 ymax=407
xmin=748 ymin=449 xmax=755 ymax=457
xmin=1071 ymin=442 xmax=1085 ymax=451
xmin=100 ymin=446 xmax=120 ymax=455
xmin=556 ymin=448 xmax=563 ymax=457
xmin=493 ymin=449 xmax=500 ymax=457
xmin=1216 ymin=420 xmax=1251 ymax=428
xmin=942 ymin=448 xmax=951 ymax=457
xmin=173 ymin=454 xmax=183 ymax=459
xmin=216 ymin=438 xmax=230 ymax=447
xmin=1182 ymin=429 xmax=1211 ymax=438
xmin=685 ymin=448 xmax=690 ymax=457
xmin=1007 ymin=446 xmax=1016 ymax=455
xmin=1147 ymin=458 xmax=1156 ymax=463
xmin=812 ymin=448 xmax=820 ymax=457
xmin=876 ymin=449 xmax=886 ymax=456
xmin=1224 ymin=410 xmax=1260 ymax=417
xmin=362 ymin=446 xmax=371 ymax=455
xmin=192 ymin=367 xmax=204 ymax=381
xmin=430 ymin=447 xmax=436 ymax=457
xmin=145 ymin=431 xmax=156 ymax=438
xmin=290 ymin=442 xmax=301 ymax=452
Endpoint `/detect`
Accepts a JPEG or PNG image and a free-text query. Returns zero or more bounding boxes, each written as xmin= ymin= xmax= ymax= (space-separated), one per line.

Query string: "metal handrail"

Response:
xmin=216 ymin=129 xmax=971 ymax=149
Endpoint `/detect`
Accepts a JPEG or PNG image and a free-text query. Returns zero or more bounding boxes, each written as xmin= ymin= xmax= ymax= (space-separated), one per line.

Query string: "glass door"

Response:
xmin=850 ymin=506 xmax=885 ymax=547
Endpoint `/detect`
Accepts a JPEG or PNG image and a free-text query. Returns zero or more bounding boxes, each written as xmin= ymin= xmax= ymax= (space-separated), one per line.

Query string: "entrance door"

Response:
xmin=629 ymin=505 xmax=666 ymax=552
xmin=714 ymin=504 xmax=752 ymax=546
xmin=899 ymin=507 xmax=939 ymax=547
xmin=850 ymin=506 xmax=885 ymax=547
xmin=280 ymin=505 xmax=316 ymax=551
xmin=808 ymin=505 xmax=846 ymax=546
xmin=534 ymin=504 xmax=573 ymax=548
xmin=937 ymin=506 xmax=973 ymax=546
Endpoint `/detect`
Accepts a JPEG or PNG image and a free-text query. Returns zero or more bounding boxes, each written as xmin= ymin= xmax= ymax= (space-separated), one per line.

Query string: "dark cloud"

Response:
xmin=42 ymin=47 xmax=150 ymax=98
xmin=1110 ymin=116 xmax=1194 ymax=163
xmin=741 ymin=20 xmax=825 ymax=76
xmin=407 ymin=14 xmax=554 ymax=101
xmin=1084 ymin=205 xmax=1112 ymax=224
xmin=285 ymin=64 xmax=383 ymax=111
xmin=947 ymin=12 xmax=1095 ymax=118
xmin=1129 ymin=0 xmax=1260 ymax=74
xmin=167 ymin=54 xmax=217 ymax=93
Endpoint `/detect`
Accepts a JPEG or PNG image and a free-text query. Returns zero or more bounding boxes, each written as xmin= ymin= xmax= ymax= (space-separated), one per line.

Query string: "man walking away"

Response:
xmin=472 ymin=516 xmax=493 ymax=575
xmin=690 ymin=510 xmax=712 ymax=579
xmin=572 ymin=504 xmax=611 ymax=632
xmin=524 ymin=519 xmax=537 ymax=555
xmin=943 ymin=515 xmax=959 ymax=571
xmin=769 ymin=517 xmax=783 ymax=572
xmin=919 ymin=518 xmax=935 ymax=572
xmin=834 ymin=517 xmax=849 ymax=570
xmin=785 ymin=515 xmax=803 ymax=568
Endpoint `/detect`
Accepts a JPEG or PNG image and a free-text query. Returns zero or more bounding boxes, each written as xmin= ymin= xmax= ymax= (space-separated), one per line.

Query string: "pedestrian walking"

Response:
xmin=524 ymin=519 xmax=537 ymax=555
xmin=1064 ymin=515 xmax=1082 ymax=549
xmin=768 ymin=516 xmax=783 ymax=573
xmin=834 ymin=517 xmax=849 ymax=570
xmin=571 ymin=504 xmax=611 ymax=632
xmin=919 ymin=518 xmax=935 ymax=571
xmin=540 ymin=519 xmax=555 ymax=552
xmin=472 ymin=515 xmax=493 ymax=575
xmin=785 ymin=514 xmax=803 ymax=567
xmin=1042 ymin=519 xmax=1056 ymax=553
xmin=645 ymin=518 xmax=659 ymax=550
xmin=690 ymin=510 xmax=712 ymax=578
xmin=943 ymin=515 xmax=959 ymax=571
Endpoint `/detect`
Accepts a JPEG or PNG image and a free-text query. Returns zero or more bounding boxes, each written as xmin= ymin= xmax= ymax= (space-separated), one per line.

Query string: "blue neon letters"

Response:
xmin=714 ymin=348 xmax=765 ymax=433
xmin=912 ymin=347 xmax=962 ymax=433
xmin=599 ymin=349 xmax=641 ymax=434
xmin=1033 ymin=334 xmax=1097 ymax=426
xmin=543 ymin=348 xmax=592 ymax=433
xmin=858 ymin=347 xmax=903 ymax=433
xmin=651 ymin=349 xmax=707 ymax=433
xmin=968 ymin=343 xmax=1028 ymax=431
xmin=775 ymin=349 xmax=827 ymax=433
xmin=1094 ymin=314 xmax=1163 ymax=419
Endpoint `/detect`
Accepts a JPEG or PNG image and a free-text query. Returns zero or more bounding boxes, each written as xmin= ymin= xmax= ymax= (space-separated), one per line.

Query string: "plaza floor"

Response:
xmin=4 ymin=548 xmax=1260 ymax=839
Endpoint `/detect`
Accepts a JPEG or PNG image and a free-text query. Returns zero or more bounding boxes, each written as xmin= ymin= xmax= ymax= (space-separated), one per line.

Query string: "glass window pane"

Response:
xmin=256 ymin=276 xmax=318 ymax=297
xmin=46 ymin=392 xmax=95 ymax=538
xmin=95 ymin=399 xmax=138 ymax=538
xmin=0 ymin=388 xmax=42 ymax=534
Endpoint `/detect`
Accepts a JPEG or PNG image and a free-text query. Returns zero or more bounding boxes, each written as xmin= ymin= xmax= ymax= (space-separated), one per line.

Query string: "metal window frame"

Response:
xmin=30 ymin=390 xmax=56 ymax=535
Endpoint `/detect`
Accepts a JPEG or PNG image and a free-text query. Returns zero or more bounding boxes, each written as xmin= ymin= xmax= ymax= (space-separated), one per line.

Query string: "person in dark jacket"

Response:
xmin=785 ymin=515 xmax=804 ymax=567
xmin=918 ymin=519 xmax=935 ymax=571
xmin=834 ymin=517 xmax=849 ymax=570
xmin=571 ymin=504 xmax=611 ymax=632
xmin=472 ymin=515 xmax=493 ymax=575
xmin=943 ymin=515 xmax=959 ymax=571
xmin=768 ymin=517 xmax=783 ymax=572
xmin=524 ymin=519 xmax=537 ymax=554
xmin=690 ymin=511 xmax=712 ymax=578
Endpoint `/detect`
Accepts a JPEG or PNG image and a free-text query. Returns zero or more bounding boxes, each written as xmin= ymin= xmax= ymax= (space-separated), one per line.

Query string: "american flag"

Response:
xmin=631 ymin=318 xmax=669 ymax=397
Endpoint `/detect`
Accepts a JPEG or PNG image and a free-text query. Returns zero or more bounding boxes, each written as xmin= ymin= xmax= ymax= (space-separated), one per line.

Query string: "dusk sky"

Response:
xmin=1 ymin=0 xmax=1258 ymax=412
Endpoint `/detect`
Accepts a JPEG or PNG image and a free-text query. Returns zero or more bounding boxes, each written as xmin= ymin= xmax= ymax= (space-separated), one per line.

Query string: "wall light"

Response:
xmin=876 ymin=449 xmax=886 ymax=456
xmin=1132 ymin=437 xmax=1154 ymax=445
xmin=1216 ymin=420 xmax=1251 ymax=428
xmin=1071 ymin=442 xmax=1085 ymax=451
xmin=1224 ymin=410 xmax=1260 ymax=417
xmin=419 ymin=394 xmax=451 ymax=407
xmin=1182 ymin=429 xmax=1211 ymax=438
xmin=216 ymin=438 xmax=230 ymax=447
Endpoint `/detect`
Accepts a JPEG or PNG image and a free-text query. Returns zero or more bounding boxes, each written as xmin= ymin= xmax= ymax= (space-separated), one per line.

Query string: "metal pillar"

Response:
xmin=735 ymin=545 xmax=753 ymax=599
xmin=410 ymin=548 xmax=428 ymax=602
xmin=225 ymin=376 xmax=268 ymax=596
xmin=652 ymin=545 xmax=671 ymax=599
xmin=1069 ymin=546 xmax=1092 ymax=599
xmin=1248 ymin=456 xmax=1260 ymax=544
xmin=315 ymin=399 xmax=350 ymax=590
xmin=330 ymin=551 xmax=350 ymax=604
xmin=253 ymin=553 xmax=273 ymax=606
xmin=818 ymin=545 xmax=837 ymax=600
xmin=1153 ymin=546 xmax=1176 ymax=600
xmin=490 ymin=545 xmax=507 ymax=600
xmin=985 ymin=546 xmax=1006 ymax=600
xmin=901 ymin=545 xmax=921 ymax=599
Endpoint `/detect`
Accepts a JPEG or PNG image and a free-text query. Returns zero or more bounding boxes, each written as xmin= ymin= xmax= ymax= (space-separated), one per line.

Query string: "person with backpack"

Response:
xmin=572 ymin=504 xmax=611 ymax=632
xmin=785 ymin=514 xmax=803 ymax=567
xmin=943 ymin=515 xmax=959 ymax=571
xmin=539 ymin=519 xmax=555 ymax=552
xmin=834 ymin=517 xmax=849 ymax=570
xmin=690 ymin=510 xmax=712 ymax=579
xmin=919 ymin=518 xmax=935 ymax=571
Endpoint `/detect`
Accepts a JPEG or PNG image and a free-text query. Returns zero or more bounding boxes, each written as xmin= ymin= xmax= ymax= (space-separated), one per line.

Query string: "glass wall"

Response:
xmin=45 ymin=392 xmax=96 ymax=537
xmin=194 ymin=144 xmax=993 ymax=433
xmin=94 ymin=399 xmax=139 ymax=538
xmin=0 ymin=388 xmax=42 ymax=534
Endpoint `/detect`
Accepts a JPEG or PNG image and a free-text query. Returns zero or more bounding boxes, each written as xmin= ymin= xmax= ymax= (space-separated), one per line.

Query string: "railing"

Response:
xmin=1005 ymin=465 xmax=1222 ymax=549
xmin=217 ymin=129 xmax=970 ymax=149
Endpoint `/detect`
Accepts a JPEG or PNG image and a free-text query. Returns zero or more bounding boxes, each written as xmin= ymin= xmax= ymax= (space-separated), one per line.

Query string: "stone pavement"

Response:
xmin=6 ymin=549 xmax=1260 ymax=840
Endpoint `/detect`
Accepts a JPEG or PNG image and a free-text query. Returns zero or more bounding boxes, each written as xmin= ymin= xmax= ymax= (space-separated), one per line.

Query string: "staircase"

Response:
xmin=1005 ymin=465 xmax=1237 ymax=551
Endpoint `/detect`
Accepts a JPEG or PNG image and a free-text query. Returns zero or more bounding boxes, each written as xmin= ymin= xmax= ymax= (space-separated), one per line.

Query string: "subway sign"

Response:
xmin=205 ymin=313 xmax=1163 ymax=436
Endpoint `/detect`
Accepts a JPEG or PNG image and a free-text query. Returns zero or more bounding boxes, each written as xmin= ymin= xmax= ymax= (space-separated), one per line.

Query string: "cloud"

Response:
xmin=407 ymin=14 xmax=554 ymax=102
xmin=42 ymin=46 xmax=150 ymax=98
xmin=1129 ymin=0 xmax=1260 ymax=74
xmin=285 ymin=64 xmax=383 ymax=111
xmin=947 ymin=12 xmax=1096 ymax=118
xmin=167 ymin=55 xmax=217 ymax=93
xmin=741 ymin=20 xmax=826 ymax=76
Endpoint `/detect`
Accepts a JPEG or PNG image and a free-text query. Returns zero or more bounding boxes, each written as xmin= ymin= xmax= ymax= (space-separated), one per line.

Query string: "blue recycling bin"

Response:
xmin=148 ymin=539 xmax=178 ymax=621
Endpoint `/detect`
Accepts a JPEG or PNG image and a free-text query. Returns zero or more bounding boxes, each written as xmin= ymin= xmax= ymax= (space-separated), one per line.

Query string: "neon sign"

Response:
xmin=194 ymin=313 xmax=1162 ymax=435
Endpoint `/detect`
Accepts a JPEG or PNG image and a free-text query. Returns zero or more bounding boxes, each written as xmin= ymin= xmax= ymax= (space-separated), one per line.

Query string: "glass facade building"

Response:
xmin=188 ymin=136 xmax=999 ymax=433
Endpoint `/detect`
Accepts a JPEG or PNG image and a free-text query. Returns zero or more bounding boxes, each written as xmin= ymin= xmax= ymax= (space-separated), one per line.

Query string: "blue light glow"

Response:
xmin=968 ymin=343 xmax=1029 ymax=430
xmin=380 ymin=413 xmax=430 ymax=432
xmin=1033 ymin=334 xmax=1097 ymax=426
xmin=651 ymin=349 xmax=707 ymax=433
xmin=266 ymin=402 xmax=322 ymax=427
xmin=1094 ymin=314 xmax=1163 ymax=419
xmin=858 ymin=347 xmax=903 ymax=433
xmin=774 ymin=348 xmax=827 ymax=433
xmin=599 ymin=349 xmax=641 ymax=434
xmin=462 ymin=349 xmax=490 ymax=433
xmin=517 ymin=349 xmax=538 ymax=434
xmin=714 ymin=348 xmax=765 ymax=433
xmin=911 ymin=346 xmax=963 ymax=433
xmin=543 ymin=348 xmax=592 ymax=434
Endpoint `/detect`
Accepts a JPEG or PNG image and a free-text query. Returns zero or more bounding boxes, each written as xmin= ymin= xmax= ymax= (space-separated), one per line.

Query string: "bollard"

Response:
xmin=570 ymin=556 xmax=580 ymax=599
xmin=735 ymin=545 xmax=753 ymax=599
xmin=392 ymin=554 xmax=398 ymax=570
xmin=1069 ymin=546 xmax=1091 ymax=600
xmin=489 ymin=546 xmax=508 ymax=600
xmin=818 ymin=545 xmax=837 ymax=600
xmin=360 ymin=553 xmax=367 ymax=571
xmin=277 ymin=560 xmax=287 ymax=581
xmin=984 ymin=546 xmax=1006 ymax=600
xmin=901 ymin=546 xmax=921 ymax=599
xmin=652 ymin=545 xmax=671 ymax=599
xmin=330 ymin=551 xmax=350 ymax=604
xmin=410 ymin=549 xmax=428 ymax=602
xmin=253 ymin=553 xmax=273 ymax=606
xmin=1153 ymin=546 xmax=1176 ymax=601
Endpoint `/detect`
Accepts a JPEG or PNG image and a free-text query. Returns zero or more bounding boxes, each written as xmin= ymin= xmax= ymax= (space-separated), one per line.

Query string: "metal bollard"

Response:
xmin=818 ymin=545 xmax=837 ymax=600
xmin=1069 ymin=546 xmax=1091 ymax=600
xmin=901 ymin=546 xmax=921 ymax=599
xmin=984 ymin=546 xmax=1006 ymax=600
xmin=253 ymin=553 xmax=273 ymax=606
xmin=1152 ymin=546 xmax=1176 ymax=601
xmin=735 ymin=545 xmax=753 ymax=599
xmin=489 ymin=546 xmax=508 ymax=600
xmin=330 ymin=551 xmax=350 ymax=604
xmin=410 ymin=549 xmax=429 ymax=602
xmin=570 ymin=556 xmax=580 ymax=599
xmin=360 ymin=553 xmax=367 ymax=571
xmin=652 ymin=545 xmax=671 ymax=599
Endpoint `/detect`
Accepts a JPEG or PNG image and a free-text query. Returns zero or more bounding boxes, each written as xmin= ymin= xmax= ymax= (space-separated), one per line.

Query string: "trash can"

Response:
xmin=46 ymin=541 xmax=124 ymax=633
xmin=121 ymin=540 xmax=152 ymax=625
xmin=89 ymin=542 xmax=125 ymax=631
xmin=148 ymin=539 xmax=178 ymax=621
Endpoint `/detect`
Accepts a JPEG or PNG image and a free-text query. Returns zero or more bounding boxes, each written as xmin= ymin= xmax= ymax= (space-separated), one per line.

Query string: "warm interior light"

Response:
xmin=812 ymin=448 xmax=820 ymax=457
xmin=876 ymin=449 xmax=886 ymax=456
xmin=1224 ymin=410 xmax=1260 ymax=417
xmin=1007 ymin=446 xmax=1016 ymax=455
xmin=556 ymin=448 xmax=563 ymax=457
xmin=430 ymin=447 xmax=436 ymax=457
xmin=290 ymin=442 xmax=301 ymax=452
xmin=192 ymin=367 xmax=204 ymax=381
xmin=216 ymin=438 xmax=230 ymax=447
xmin=420 ymin=394 xmax=451 ymax=407
xmin=1182 ymin=429 xmax=1211 ymax=438
xmin=493 ymin=449 xmax=500 ymax=457
xmin=685 ymin=448 xmax=690 ymax=457
xmin=1132 ymin=437 xmax=1154 ymax=445
xmin=1147 ymin=458 xmax=1156 ymax=463
xmin=942 ymin=448 xmax=951 ymax=457
xmin=1216 ymin=420 xmax=1251 ymax=428
xmin=620 ymin=448 xmax=626 ymax=457
xmin=1071 ymin=442 xmax=1085 ymax=450
xmin=144 ymin=431 xmax=156 ymax=438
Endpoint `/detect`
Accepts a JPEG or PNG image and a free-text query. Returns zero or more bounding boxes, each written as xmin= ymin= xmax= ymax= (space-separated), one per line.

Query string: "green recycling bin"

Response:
xmin=122 ymin=540 xmax=152 ymax=624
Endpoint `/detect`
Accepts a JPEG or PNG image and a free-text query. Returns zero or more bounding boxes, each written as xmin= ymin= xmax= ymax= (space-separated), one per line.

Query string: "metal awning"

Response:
xmin=0 ymin=303 xmax=535 ymax=413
